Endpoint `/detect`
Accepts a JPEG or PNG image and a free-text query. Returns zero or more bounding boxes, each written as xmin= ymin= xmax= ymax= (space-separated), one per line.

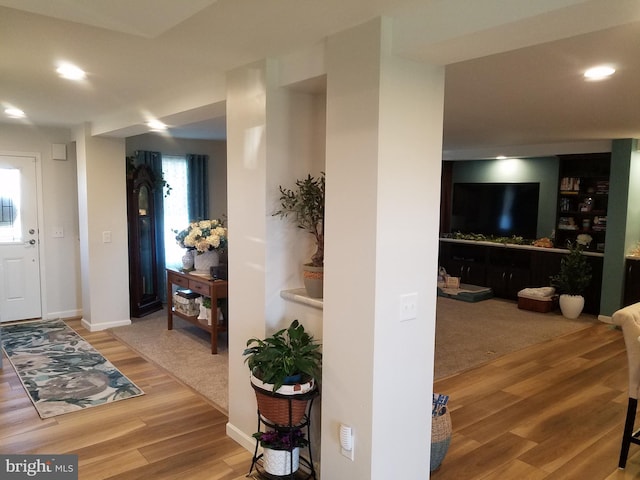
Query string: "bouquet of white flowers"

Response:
xmin=174 ymin=219 xmax=228 ymax=253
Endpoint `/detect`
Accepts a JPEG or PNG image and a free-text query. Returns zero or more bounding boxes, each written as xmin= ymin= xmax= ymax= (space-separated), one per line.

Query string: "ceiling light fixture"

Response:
xmin=4 ymin=107 xmax=26 ymax=119
xmin=496 ymin=155 xmax=507 ymax=160
xmin=146 ymin=119 xmax=168 ymax=131
xmin=56 ymin=63 xmax=86 ymax=80
xmin=584 ymin=65 xmax=615 ymax=81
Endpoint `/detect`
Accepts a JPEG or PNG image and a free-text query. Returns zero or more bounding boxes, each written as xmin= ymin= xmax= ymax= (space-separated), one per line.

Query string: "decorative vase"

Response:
xmin=193 ymin=249 xmax=220 ymax=274
xmin=181 ymin=250 xmax=194 ymax=270
xmin=559 ymin=294 xmax=585 ymax=319
xmin=262 ymin=447 xmax=300 ymax=475
xmin=303 ymin=264 xmax=323 ymax=298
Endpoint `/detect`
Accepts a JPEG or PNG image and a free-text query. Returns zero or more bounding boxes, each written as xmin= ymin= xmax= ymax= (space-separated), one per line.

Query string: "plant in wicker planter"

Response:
xmin=243 ymin=320 xmax=322 ymax=425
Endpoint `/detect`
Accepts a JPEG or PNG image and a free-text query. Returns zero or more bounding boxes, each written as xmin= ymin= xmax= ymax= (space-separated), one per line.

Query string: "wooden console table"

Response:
xmin=166 ymin=268 xmax=228 ymax=354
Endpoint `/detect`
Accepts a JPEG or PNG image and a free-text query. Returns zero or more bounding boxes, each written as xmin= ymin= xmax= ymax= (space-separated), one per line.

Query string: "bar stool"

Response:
xmin=613 ymin=303 xmax=640 ymax=469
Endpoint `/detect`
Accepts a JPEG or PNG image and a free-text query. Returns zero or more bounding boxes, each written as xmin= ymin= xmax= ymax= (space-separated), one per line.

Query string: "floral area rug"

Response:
xmin=1 ymin=319 xmax=143 ymax=418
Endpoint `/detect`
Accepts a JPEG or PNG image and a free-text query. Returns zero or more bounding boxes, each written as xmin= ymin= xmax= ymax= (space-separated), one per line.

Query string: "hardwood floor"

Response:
xmin=2 ymin=318 xmax=639 ymax=479
xmin=0 ymin=319 xmax=252 ymax=480
xmin=433 ymin=321 xmax=640 ymax=479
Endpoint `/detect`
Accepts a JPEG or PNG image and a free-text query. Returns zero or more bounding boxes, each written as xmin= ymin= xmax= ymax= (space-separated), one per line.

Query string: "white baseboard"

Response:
xmin=81 ymin=318 xmax=131 ymax=331
xmin=598 ymin=314 xmax=613 ymax=324
xmin=226 ymin=421 xmax=255 ymax=452
xmin=45 ymin=309 xmax=82 ymax=320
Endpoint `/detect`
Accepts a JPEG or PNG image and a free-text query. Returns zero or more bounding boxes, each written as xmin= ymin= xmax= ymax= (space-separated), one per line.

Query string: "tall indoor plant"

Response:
xmin=273 ymin=172 xmax=325 ymax=298
xmin=550 ymin=241 xmax=592 ymax=318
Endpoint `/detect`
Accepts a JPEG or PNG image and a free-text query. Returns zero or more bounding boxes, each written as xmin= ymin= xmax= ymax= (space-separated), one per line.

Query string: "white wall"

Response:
xmin=0 ymin=123 xmax=81 ymax=319
xmin=125 ymin=134 xmax=228 ymax=219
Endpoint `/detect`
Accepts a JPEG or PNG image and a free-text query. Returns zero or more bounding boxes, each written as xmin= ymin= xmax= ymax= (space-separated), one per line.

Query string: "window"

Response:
xmin=162 ymin=156 xmax=189 ymax=268
xmin=0 ymin=168 xmax=21 ymax=242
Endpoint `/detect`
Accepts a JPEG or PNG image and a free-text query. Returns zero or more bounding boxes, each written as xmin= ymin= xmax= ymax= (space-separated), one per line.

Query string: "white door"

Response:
xmin=0 ymin=154 xmax=42 ymax=322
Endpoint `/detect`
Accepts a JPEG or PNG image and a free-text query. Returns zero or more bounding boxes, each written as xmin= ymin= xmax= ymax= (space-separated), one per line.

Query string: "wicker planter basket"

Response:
xmin=250 ymin=374 xmax=316 ymax=426
xmin=430 ymin=409 xmax=452 ymax=471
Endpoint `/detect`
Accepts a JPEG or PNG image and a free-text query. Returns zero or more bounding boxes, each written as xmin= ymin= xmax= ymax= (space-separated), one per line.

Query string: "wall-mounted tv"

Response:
xmin=450 ymin=182 xmax=540 ymax=239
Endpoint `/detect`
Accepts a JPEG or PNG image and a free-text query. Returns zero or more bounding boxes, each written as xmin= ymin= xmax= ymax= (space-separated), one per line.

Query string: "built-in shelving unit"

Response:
xmin=555 ymin=153 xmax=610 ymax=251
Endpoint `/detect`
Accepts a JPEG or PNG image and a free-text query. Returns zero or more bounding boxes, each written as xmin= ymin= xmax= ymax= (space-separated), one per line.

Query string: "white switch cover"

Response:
xmin=53 ymin=226 xmax=64 ymax=238
xmin=102 ymin=231 xmax=112 ymax=243
xmin=400 ymin=293 xmax=418 ymax=321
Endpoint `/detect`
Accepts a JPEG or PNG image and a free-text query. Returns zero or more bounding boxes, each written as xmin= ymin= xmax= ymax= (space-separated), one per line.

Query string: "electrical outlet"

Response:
xmin=52 ymin=226 xmax=64 ymax=238
xmin=400 ymin=293 xmax=418 ymax=321
xmin=102 ymin=231 xmax=112 ymax=243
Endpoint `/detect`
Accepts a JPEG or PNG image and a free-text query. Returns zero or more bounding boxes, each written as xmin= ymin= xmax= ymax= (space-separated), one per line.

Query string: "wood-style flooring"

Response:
xmin=433 ymin=321 xmax=640 ymax=479
xmin=1 ymin=318 xmax=639 ymax=479
xmin=0 ymin=319 xmax=252 ymax=480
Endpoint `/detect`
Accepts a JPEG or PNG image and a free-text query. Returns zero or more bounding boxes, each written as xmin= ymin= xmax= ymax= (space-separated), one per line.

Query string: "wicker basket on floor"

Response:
xmin=430 ymin=409 xmax=452 ymax=471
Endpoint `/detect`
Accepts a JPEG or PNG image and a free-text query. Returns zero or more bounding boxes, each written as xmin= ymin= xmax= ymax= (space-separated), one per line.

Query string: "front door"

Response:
xmin=0 ymin=154 xmax=42 ymax=322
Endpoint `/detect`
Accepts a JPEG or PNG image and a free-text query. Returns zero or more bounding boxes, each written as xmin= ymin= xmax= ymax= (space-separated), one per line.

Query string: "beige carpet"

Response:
xmin=434 ymin=296 xmax=598 ymax=379
xmin=109 ymin=309 xmax=229 ymax=414
xmin=107 ymin=298 xmax=598 ymax=414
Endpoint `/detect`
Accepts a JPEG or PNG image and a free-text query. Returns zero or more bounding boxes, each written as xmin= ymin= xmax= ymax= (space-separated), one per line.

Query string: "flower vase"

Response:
xmin=193 ymin=250 xmax=219 ymax=274
xmin=262 ymin=447 xmax=300 ymax=476
xmin=181 ymin=250 xmax=194 ymax=270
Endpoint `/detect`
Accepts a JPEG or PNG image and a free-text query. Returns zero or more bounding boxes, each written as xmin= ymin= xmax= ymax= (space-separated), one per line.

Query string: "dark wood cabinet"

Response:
xmin=624 ymin=258 xmax=640 ymax=306
xmin=127 ymin=164 xmax=162 ymax=317
xmin=438 ymin=240 xmax=604 ymax=314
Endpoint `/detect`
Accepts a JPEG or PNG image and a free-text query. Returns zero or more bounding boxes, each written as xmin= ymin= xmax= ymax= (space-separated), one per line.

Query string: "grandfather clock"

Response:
xmin=127 ymin=164 xmax=162 ymax=317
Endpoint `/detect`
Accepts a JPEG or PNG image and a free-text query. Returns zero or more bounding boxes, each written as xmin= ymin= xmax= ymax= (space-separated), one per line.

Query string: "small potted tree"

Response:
xmin=243 ymin=320 xmax=322 ymax=425
xmin=273 ymin=172 xmax=325 ymax=298
xmin=550 ymin=241 xmax=592 ymax=318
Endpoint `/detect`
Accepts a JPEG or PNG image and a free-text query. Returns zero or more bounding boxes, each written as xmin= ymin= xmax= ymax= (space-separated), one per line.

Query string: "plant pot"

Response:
xmin=250 ymin=374 xmax=315 ymax=426
xmin=559 ymin=294 xmax=584 ymax=319
xmin=194 ymin=249 xmax=219 ymax=274
xmin=263 ymin=447 xmax=300 ymax=475
xmin=430 ymin=410 xmax=452 ymax=471
xmin=303 ymin=264 xmax=323 ymax=298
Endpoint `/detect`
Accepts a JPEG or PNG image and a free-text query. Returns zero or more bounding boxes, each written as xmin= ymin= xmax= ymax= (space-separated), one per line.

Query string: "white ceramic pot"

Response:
xmin=181 ymin=250 xmax=194 ymax=270
xmin=193 ymin=249 xmax=219 ymax=274
xmin=263 ymin=447 xmax=299 ymax=475
xmin=559 ymin=294 xmax=584 ymax=319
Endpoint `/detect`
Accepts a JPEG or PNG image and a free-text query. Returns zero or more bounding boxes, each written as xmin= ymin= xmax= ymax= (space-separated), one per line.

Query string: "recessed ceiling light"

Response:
xmin=146 ymin=119 xmax=168 ymax=131
xmin=4 ymin=107 xmax=25 ymax=119
xmin=496 ymin=155 xmax=507 ymax=160
xmin=584 ymin=65 xmax=615 ymax=81
xmin=56 ymin=63 xmax=86 ymax=80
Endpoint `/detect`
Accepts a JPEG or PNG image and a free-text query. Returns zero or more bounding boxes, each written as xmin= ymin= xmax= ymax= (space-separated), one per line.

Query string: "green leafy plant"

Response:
xmin=243 ymin=320 xmax=322 ymax=392
xmin=550 ymin=241 xmax=592 ymax=295
xmin=273 ymin=173 xmax=325 ymax=267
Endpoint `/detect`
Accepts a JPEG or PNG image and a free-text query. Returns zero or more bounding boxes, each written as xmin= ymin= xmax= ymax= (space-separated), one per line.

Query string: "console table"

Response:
xmin=166 ymin=268 xmax=228 ymax=354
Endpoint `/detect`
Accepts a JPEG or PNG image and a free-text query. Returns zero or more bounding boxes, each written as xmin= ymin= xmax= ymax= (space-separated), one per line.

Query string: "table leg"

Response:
xmin=210 ymin=287 xmax=217 ymax=354
xmin=167 ymin=278 xmax=173 ymax=331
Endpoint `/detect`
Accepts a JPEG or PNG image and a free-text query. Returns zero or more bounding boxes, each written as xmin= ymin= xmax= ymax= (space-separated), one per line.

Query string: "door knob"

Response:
xmin=28 ymin=239 xmax=36 ymax=245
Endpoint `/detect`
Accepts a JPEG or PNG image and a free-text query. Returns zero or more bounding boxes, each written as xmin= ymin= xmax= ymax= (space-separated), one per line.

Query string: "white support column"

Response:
xmin=74 ymin=124 xmax=130 ymax=330
xmin=322 ymin=18 xmax=444 ymax=479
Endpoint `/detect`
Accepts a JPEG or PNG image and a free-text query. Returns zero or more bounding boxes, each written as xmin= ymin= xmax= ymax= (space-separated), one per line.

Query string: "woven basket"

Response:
xmin=430 ymin=410 xmax=452 ymax=472
xmin=253 ymin=387 xmax=310 ymax=426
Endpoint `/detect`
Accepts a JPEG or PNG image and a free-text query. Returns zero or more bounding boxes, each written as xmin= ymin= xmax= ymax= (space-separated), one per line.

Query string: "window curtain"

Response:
xmin=186 ymin=153 xmax=209 ymax=221
xmin=134 ymin=150 xmax=167 ymax=302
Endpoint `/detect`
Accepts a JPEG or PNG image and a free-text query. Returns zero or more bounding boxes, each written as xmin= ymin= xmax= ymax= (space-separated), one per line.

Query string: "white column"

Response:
xmin=322 ymin=18 xmax=444 ymax=479
xmin=74 ymin=124 xmax=130 ymax=330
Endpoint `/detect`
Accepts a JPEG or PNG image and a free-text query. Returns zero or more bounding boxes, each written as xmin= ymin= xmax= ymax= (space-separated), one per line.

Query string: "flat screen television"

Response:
xmin=450 ymin=182 xmax=540 ymax=239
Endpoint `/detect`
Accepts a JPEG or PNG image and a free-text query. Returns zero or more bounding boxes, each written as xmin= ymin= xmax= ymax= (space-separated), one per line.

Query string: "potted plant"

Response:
xmin=243 ymin=320 xmax=322 ymax=425
xmin=253 ymin=428 xmax=308 ymax=475
xmin=550 ymin=241 xmax=592 ymax=318
xmin=273 ymin=172 xmax=325 ymax=298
